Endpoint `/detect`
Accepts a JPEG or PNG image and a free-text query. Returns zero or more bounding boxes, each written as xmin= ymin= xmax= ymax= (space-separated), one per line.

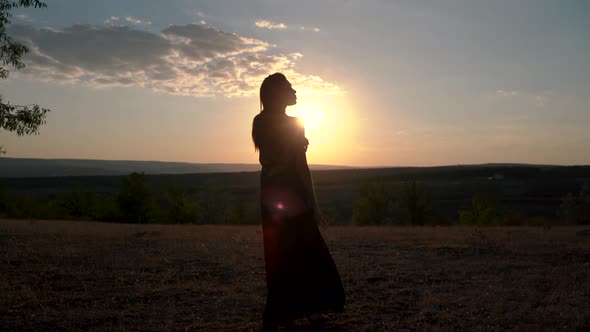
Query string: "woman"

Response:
xmin=251 ymin=73 xmax=345 ymax=330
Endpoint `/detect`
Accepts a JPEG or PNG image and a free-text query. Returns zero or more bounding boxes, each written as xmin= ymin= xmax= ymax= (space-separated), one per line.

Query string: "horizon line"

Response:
xmin=1 ymin=156 xmax=588 ymax=168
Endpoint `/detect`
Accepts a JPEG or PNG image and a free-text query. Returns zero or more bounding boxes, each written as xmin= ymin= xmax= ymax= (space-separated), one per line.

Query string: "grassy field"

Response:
xmin=1 ymin=219 xmax=589 ymax=331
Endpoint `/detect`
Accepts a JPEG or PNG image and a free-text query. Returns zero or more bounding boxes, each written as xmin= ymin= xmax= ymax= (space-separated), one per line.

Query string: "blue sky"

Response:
xmin=1 ymin=0 xmax=589 ymax=166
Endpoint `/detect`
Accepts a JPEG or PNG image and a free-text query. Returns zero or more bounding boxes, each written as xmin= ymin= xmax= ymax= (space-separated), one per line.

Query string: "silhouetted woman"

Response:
xmin=252 ymin=73 xmax=345 ymax=330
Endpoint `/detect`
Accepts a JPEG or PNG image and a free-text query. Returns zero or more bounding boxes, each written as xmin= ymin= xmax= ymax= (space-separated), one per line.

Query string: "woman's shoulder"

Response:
xmin=287 ymin=116 xmax=305 ymax=138
xmin=253 ymin=113 xmax=303 ymax=135
xmin=252 ymin=113 xmax=269 ymax=132
xmin=285 ymin=115 xmax=304 ymax=129
xmin=252 ymin=112 xmax=264 ymax=125
xmin=285 ymin=115 xmax=299 ymax=123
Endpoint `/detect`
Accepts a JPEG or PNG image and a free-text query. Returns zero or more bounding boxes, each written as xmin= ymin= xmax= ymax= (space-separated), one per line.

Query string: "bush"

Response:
xmin=58 ymin=191 xmax=116 ymax=220
xmin=503 ymin=212 xmax=553 ymax=226
xmin=227 ymin=200 xmax=259 ymax=225
xmin=116 ymin=172 xmax=160 ymax=223
xmin=403 ymin=181 xmax=433 ymax=225
xmin=0 ymin=187 xmax=9 ymax=217
xmin=352 ymin=180 xmax=433 ymax=225
xmin=459 ymin=194 xmax=504 ymax=226
xmin=59 ymin=191 xmax=98 ymax=218
xmin=198 ymin=189 xmax=236 ymax=224
xmin=0 ymin=189 xmax=48 ymax=219
xmin=164 ymin=186 xmax=200 ymax=224
xmin=352 ymin=181 xmax=400 ymax=225
xmin=559 ymin=184 xmax=590 ymax=225
xmin=0 ymin=192 xmax=30 ymax=218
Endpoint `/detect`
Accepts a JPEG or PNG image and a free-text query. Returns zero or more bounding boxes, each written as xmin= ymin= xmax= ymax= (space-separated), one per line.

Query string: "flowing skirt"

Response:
xmin=260 ymin=170 xmax=345 ymax=322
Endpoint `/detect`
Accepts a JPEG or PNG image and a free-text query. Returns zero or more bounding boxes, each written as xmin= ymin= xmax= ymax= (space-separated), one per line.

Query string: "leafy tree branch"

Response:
xmin=0 ymin=0 xmax=49 ymax=154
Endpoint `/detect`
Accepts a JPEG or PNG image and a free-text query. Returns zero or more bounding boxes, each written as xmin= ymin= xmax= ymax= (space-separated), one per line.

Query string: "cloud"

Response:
xmin=255 ymin=20 xmax=287 ymax=30
xmin=300 ymin=26 xmax=321 ymax=32
xmin=535 ymin=95 xmax=547 ymax=108
xmin=124 ymin=16 xmax=151 ymax=26
xmin=494 ymin=89 xmax=550 ymax=108
xmin=187 ymin=11 xmax=210 ymax=25
xmin=254 ymin=20 xmax=321 ymax=33
xmin=9 ymin=24 xmax=341 ymax=97
xmin=14 ymin=14 xmax=33 ymax=22
xmin=105 ymin=16 xmax=152 ymax=26
xmin=496 ymin=89 xmax=519 ymax=97
xmin=194 ymin=11 xmax=208 ymax=19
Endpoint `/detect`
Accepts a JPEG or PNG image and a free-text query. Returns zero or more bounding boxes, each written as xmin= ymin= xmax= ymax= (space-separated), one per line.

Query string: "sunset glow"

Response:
xmin=1 ymin=1 xmax=589 ymax=166
xmin=288 ymin=103 xmax=325 ymax=133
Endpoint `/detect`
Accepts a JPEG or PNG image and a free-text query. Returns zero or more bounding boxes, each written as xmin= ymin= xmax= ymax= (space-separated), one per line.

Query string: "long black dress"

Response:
xmin=253 ymin=111 xmax=345 ymax=323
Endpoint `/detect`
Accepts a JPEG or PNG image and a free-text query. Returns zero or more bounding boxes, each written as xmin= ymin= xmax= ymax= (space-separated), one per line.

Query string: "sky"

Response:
xmin=1 ymin=0 xmax=589 ymax=167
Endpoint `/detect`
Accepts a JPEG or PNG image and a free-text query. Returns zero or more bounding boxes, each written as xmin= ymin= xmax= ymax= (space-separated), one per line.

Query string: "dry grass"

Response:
xmin=1 ymin=219 xmax=590 ymax=331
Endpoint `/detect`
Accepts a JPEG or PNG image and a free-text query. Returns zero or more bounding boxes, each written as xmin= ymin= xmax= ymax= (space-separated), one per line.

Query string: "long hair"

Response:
xmin=259 ymin=72 xmax=287 ymax=112
xmin=252 ymin=73 xmax=287 ymax=151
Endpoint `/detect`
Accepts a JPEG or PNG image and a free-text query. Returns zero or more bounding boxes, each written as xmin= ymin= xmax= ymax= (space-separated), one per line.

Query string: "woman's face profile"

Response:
xmin=281 ymin=79 xmax=297 ymax=107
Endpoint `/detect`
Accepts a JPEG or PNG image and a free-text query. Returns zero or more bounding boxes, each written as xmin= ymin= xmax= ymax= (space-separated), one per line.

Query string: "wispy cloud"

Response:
xmin=194 ymin=11 xmax=208 ymax=19
xmin=255 ymin=19 xmax=321 ymax=33
xmin=496 ymin=89 xmax=519 ymax=97
xmin=10 ymin=24 xmax=341 ymax=97
xmin=105 ymin=16 xmax=152 ymax=26
xmin=255 ymin=20 xmax=287 ymax=30
xmin=494 ymin=89 xmax=549 ymax=108
xmin=299 ymin=26 xmax=321 ymax=32
xmin=14 ymin=14 xmax=33 ymax=22
xmin=396 ymin=130 xmax=408 ymax=136
xmin=188 ymin=10 xmax=209 ymax=25
xmin=535 ymin=95 xmax=547 ymax=108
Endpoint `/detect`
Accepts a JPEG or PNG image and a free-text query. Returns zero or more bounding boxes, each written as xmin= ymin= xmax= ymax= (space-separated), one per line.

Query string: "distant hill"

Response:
xmin=0 ymin=157 xmax=352 ymax=178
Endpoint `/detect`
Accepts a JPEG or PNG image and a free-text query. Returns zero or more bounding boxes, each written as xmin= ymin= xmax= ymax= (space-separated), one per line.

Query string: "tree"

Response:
xmin=1 ymin=0 xmax=50 ymax=154
xmin=403 ymin=181 xmax=433 ymax=225
xmin=117 ymin=172 xmax=160 ymax=224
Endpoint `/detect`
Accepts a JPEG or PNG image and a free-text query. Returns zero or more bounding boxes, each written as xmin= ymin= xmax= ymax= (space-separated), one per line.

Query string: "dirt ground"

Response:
xmin=1 ymin=219 xmax=589 ymax=331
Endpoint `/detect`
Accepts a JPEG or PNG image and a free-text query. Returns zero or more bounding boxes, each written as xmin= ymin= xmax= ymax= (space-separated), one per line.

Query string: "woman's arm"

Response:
xmin=294 ymin=129 xmax=323 ymax=221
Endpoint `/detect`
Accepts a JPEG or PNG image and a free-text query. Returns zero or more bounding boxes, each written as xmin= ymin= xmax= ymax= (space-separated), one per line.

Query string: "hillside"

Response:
xmin=0 ymin=157 xmax=350 ymax=178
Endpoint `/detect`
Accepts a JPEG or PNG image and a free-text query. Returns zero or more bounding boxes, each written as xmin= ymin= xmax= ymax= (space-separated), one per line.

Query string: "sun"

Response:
xmin=288 ymin=103 xmax=325 ymax=133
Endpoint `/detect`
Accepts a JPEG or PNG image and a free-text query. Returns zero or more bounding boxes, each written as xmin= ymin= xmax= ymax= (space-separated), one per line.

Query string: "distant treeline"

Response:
xmin=1 ymin=171 xmax=589 ymax=225
xmin=0 ymin=172 xmax=258 ymax=225
xmin=352 ymin=180 xmax=589 ymax=226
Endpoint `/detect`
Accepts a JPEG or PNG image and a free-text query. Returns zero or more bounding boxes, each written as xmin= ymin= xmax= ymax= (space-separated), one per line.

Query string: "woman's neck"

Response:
xmin=263 ymin=105 xmax=286 ymax=114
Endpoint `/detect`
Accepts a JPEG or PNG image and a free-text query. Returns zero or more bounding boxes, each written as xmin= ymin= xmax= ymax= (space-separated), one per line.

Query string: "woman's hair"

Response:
xmin=252 ymin=73 xmax=287 ymax=151
xmin=252 ymin=114 xmax=262 ymax=152
xmin=259 ymin=72 xmax=287 ymax=112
